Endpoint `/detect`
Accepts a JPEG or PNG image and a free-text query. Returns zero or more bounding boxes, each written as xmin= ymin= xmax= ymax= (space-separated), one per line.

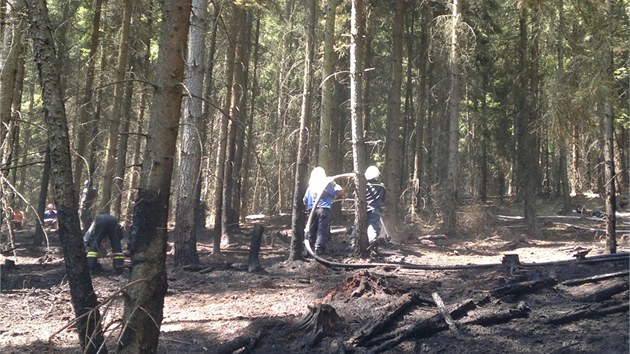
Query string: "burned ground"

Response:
xmin=1 ymin=199 xmax=629 ymax=353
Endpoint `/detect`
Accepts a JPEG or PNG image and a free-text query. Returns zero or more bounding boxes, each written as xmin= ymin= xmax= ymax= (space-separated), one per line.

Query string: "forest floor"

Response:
xmin=1 ymin=195 xmax=629 ymax=354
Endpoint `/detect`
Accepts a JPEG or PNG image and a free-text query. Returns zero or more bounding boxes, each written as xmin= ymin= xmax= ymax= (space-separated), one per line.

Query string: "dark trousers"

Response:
xmin=308 ymin=207 xmax=332 ymax=251
xmin=85 ymin=215 xmax=124 ymax=272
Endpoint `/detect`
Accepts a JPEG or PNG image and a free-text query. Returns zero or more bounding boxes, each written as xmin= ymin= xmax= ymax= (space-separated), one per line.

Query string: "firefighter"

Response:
xmin=83 ymin=214 xmax=125 ymax=273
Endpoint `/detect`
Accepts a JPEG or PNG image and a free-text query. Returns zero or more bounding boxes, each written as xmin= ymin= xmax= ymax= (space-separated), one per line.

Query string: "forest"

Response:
xmin=0 ymin=0 xmax=629 ymax=353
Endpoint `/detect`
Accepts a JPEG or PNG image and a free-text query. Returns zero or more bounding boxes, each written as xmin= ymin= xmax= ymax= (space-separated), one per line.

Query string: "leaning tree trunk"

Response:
xmin=117 ymin=1 xmax=192 ymax=352
xmin=26 ymin=0 xmax=106 ymax=352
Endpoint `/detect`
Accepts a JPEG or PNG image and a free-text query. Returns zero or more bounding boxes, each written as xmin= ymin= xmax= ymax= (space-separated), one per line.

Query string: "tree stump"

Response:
xmin=293 ymin=304 xmax=343 ymax=348
xmin=248 ymin=225 xmax=265 ymax=273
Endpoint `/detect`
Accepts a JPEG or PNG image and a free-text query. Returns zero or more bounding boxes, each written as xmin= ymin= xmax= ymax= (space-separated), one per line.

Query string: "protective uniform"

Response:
xmin=84 ymin=214 xmax=125 ymax=273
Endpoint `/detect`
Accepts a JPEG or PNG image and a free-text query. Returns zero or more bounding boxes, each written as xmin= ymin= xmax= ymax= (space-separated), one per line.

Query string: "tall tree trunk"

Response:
xmin=443 ymin=0 xmax=460 ymax=235
xmin=118 ymin=1 xmax=192 ymax=352
xmin=174 ymin=0 xmax=207 ymax=267
xmin=290 ymin=0 xmax=316 ymax=261
xmin=517 ymin=3 xmax=540 ymax=237
xmin=0 ymin=0 xmax=24 ymax=161
xmin=73 ymin=0 xmax=103 ymax=201
xmin=603 ymin=0 xmax=616 ymax=254
xmin=350 ymin=0 xmax=368 ymax=254
xmin=413 ymin=3 xmax=429 ymax=215
xmin=231 ymin=13 xmax=253 ymax=226
xmin=556 ymin=0 xmax=572 ymax=213
xmin=26 ymin=0 xmax=106 ymax=352
xmin=100 ymin=0 xmax=132 ymax=214
xmin=318 ymin=0 xmax=337 ymax=170
xmin=239 ymin=12 xmax=260 ymax=223
xmin=212 ymin=3 xmax=236 ymax=254
xmin=222 ymin=7 xmax=248 ymax=244
xmin=383 ymin=0 xmax=405 ymax=236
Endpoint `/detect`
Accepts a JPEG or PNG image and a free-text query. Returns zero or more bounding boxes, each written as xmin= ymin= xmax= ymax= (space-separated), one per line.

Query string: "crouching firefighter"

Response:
xmin=84 ymin=214 xmax=125 ymax=273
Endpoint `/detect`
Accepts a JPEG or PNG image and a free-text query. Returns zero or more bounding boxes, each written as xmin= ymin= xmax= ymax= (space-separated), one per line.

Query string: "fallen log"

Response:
xmin=460 ymin=301 xmax=530 ymax=326
xmin=365 ymin=299 xmax=477 ymax=353
xmin=546 ymin=303 xmax=629 ymax=325
xmin=561 ymin=270 xmax=629 ymax=286
xmin=349 ymin=292 xmax=429 ymax=347
xmin=574 ymin=279 xmax=629 ymax=302
xmin=432 ymin=292 xmax=460 ymax=336
xmin=491 ymin=277 xmax=557 ymax=298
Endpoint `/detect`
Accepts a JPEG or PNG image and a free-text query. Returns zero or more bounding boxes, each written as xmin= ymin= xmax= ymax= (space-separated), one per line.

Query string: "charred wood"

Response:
xmin=432 ymin=292 xmax=460 ymax=336
xmin=460 ymin=301 xmax=530 ymax=326
xmin=561 ymin=270 xmax=629 ymax=286
xmin=546 ymin=302 xmax=629 ymax=325
xmin=365 ymin=299 xmax=476 ymax=353
xmin=349 ymin=292 xmax=428 ymax=347
xmin=491 ymin=277 xmax=557 ymax=298
xmin=293 ymin=304 xmax=344 ymax=348
xmin=248 ymin=224 xmax=265 ymax=273
xmin=574 ymin=280 xmax=629 ymax=302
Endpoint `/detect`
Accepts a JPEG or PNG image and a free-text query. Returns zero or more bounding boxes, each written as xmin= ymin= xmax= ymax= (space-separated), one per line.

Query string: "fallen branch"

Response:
xmin=574 ymin=280 xmax=629 ymax=302
xmin=460 ymin=301 xmax=530 ymax=326
xmin=349 ymin=292 xmax=428 ymax=347
xmin=365 ymin=299 xmax=477 ymax=353
xmin=561 ymin=270 xmax=629 ymax=286
xmin=546 ymin=303 xmax=629 ymax=325
xmin=432 ymin=292 xmax=460 ymax=336
xmin=491 ymin=277 xmax=557 ymax=298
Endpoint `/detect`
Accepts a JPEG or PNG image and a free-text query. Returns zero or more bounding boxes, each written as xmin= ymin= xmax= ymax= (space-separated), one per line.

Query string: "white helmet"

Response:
xmin=309 ymin=167 xmax=328 ymax=187
xmin=365 ymin=165 xmax=380 ymax=180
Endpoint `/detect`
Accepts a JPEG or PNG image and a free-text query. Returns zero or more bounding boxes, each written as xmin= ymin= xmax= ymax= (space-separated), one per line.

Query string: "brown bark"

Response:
xmin=118 ymin=0 xmax=192 ymax=352
xmin=174 ymin=0 xmax=208 ymax=267
xmin=350 ymin=0 xmax=368 ymax=254
xmin=25 ymin=0 xmax=106 ymax=352
xmin=290 ymin=0 xmax=316 ymax=261
xmin=383 ymin=0 xmax=405 ymax=231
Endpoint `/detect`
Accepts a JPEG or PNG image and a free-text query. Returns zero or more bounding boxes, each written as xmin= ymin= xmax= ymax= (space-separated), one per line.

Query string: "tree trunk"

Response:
xmin=290 ymin=0 xmax=316 ymax=261
xmin=221 ymin=6 xmax=246 ymax=244
xmin=26 ymin=0 xmax=106 ymax=352
xmin=603 ymin=0 xmax=617 ymax=254
xmin=174 ymin=0 xmax=207 ymax=267
xmin=118 ymin=1 xmax=192 ymax=352
xmin=443 ymin=0 xmax=461 ymax=235
xmin=383 ymin=0 xmax=405 ymax=234
xmin=413 ymin=4 xmax=430 ymax=214
xmin=72 ymin=0 xmax=102 ymax=201
xmin=99 ymin=0 xmax=132 ymax=214
xmin=318 ymin=0 xmax=337 ymax=171
xmin=222 ymin=6 xmax=248 ymax=244
xmin=350 ymin=0 xmax=368 ymax=254
xmin=239 ymin=13 xmax=260 ymax=223
xmin=516 ymin=4 xmax=540 ymax=238
xmin=212 ymin=3 xmax=236 ymax=254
